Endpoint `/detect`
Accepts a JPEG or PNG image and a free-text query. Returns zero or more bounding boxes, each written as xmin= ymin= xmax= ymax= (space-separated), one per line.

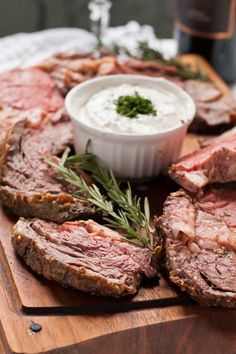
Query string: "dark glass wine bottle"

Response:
xmin=175 ymin=0 xmax=236 ymax=83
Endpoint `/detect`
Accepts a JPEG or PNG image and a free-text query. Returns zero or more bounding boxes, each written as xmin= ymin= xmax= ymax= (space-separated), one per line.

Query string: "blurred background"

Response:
xmin=0 ymin=0 xmax=235 ymax=85
xmin=0 ymin=0 xmax=173 ymax=38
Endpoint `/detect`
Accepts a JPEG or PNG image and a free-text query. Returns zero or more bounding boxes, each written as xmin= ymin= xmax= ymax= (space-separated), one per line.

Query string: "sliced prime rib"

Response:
xmin=12 ymin=218 xmax=158 ymax=297
xmin=169 ymin=134 xmax=236 ymax=193
xmin=188 ymin=95 xmax=236 ymax=134
xmin=183 ymin=80 xmax=222 ymax=103
xmin=0 ymin=118 xmax=96 ymax=222
xmin=182 ymin=80 xmax=236 ymax=134
xmin=119 ymin=58 xmax=181 ymax=80
xmin=37 ymin=54 xmax=183 ymax=95
xmin=37 ymin=54 xmax=123 ymax=95
xmin=155 ymin=186 xmax=236 ymax=307
xmin=0 ymin=67 xmax=63 ymax=111
xmin=0 ymin=67 xmax=64 ymax=143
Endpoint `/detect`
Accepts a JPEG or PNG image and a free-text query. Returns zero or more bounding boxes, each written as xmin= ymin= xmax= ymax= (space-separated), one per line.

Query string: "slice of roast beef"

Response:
xmin=12 ymin=218 xmax=158 ymax=297
xmin=38 ymin=53 xmax=184 ymax=95
xmin=188 ymin=95 xmax=236 ymax=134
xmin=0 ymin=68 xmax=64 ymax=143
xmin=38 ymin=54 xmax=123 ymax=95
xmin=0 ymin=67 xmax=63 ymax=111
xmin=0 ymin=119 xmax=96 ymax=222
xmin=182 ymin=80 xmax=236 ymax=134
xmin=169 ymin=134 xmax=236 ymax=193
xmin=183 ymin=80 xmax=222 ymax=103
xmin=155 ymin=186 xmax=236 ymax=307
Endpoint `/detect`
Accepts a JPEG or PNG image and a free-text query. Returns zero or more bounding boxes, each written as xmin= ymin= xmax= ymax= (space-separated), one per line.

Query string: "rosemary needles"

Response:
xmin=111 ymin=40 xmax=208 ymax=81
xmin=46 ymin=149 xmax=154 ymax=250
xmin=137 ymin=41 xmax=208 ymax=81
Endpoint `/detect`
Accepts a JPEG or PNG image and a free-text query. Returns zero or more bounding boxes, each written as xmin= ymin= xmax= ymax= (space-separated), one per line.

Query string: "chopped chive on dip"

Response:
xmin=115 ymin=92 xmax=156 ymax=118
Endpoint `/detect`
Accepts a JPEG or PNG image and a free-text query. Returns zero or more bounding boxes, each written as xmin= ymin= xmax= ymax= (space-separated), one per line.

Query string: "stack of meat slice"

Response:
xmin=3 ymin=118 xmax=158 ymax=296
xmin=183 ymin=80 xmax=236 ymax=134
xmin=156 ymin=133 xmax=236 ymax=307
xmin=0 ymin=67 xmax=64 ymax=143
xmin=0 ymin=67 xmax=94 ymax=223
xmin=37 ymin=53 xmax=122 ymax=95
xmin=37 ymin=53 xmax=183 ymax=96
xmin=0 ymin=64 xmax=158 ymax=297
xmin=3 ymin=54 xmax=236 ymax=299
xmin=0 ymin=118 xmax=97 ymax=222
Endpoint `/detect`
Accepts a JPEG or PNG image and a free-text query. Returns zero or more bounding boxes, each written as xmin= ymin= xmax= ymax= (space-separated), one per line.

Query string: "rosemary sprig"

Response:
xmin=137 ymin=41 xmax=208 ymax=81
xmin=108 ymin=40 xmax=208 ymax=81
xmin=46 ymin=151 xmax=153 ymax=250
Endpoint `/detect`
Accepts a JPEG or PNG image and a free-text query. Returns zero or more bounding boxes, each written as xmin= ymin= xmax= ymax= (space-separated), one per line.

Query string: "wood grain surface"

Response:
xmin=0 ymin=55 xmax=235 ymax=354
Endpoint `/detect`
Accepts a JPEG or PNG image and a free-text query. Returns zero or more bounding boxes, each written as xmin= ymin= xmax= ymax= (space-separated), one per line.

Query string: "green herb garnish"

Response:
xmin=115 ymin=92 xmax=156 ymax=118
xmin=46 ymin=149 xmax=154 ymax=250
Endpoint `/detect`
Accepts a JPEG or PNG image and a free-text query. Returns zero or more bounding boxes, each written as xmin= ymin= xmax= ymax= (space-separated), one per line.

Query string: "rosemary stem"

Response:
xmin=45 ymin=153 xmax=154 ymax=250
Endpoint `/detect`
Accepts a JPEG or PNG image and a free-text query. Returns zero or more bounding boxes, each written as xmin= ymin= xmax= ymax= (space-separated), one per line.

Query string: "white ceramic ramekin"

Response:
xmin=65 ymin=75 xmax=196 ymax=180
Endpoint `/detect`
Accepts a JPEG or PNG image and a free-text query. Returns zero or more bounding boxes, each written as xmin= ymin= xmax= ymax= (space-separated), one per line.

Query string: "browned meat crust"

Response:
xmin=0 ymin=119 xmax=97 ymax=222
xmin=155 ymin=187 xmax=236 ymax=308
xmin=12 ymin=218 xmax=158 ymax=297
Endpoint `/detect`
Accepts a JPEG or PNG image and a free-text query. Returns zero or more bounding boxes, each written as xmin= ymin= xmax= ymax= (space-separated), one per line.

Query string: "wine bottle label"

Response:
xmin=175 ymin=0 xmax=235 ymax=39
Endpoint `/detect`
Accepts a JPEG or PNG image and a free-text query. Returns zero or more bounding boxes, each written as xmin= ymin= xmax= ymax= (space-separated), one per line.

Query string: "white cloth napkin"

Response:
xmin=0 ymin=22 xmax=234 ymax=94
xmin=0 ymin=21 xmax=177 ymax=72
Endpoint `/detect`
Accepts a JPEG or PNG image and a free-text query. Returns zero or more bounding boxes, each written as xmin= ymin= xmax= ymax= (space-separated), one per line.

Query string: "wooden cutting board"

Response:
xmin=0 ymin=55 xmax=236 ymax=354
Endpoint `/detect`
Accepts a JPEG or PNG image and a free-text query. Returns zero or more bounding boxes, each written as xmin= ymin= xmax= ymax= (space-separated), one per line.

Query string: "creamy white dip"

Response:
xmin=76 ymin=84 xmax=189 ymax=135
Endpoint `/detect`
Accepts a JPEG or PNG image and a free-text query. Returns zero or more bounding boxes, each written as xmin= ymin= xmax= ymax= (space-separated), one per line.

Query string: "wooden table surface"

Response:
xmin=0 ymin=55 xmax=236 ymax=354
